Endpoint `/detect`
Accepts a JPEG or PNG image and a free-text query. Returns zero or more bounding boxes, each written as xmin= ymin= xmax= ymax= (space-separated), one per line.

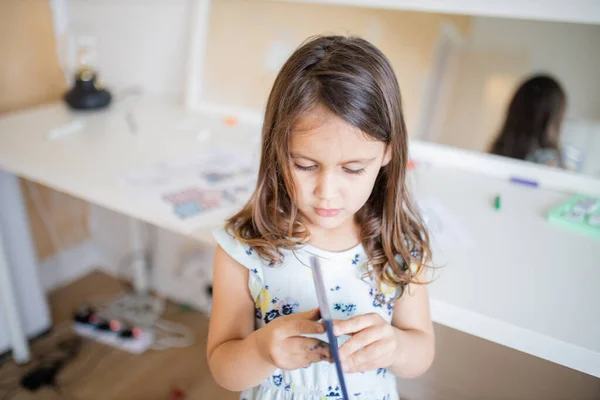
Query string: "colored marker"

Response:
xmin=510 ymin=176 xmax=539 ymax=187
xmin=494 ymin=195 xmax=501 ymax=210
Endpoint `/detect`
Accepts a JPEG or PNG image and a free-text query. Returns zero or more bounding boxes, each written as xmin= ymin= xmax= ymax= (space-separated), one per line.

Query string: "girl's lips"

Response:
xmin=314 ymin=208 xmax=341 ymax=217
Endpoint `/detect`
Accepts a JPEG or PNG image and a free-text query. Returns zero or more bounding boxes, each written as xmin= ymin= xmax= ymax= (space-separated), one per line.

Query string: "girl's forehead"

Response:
xmin=292 ymin=107 xmax=373 ymax=142
xmin=290 ymin=108 xmax=384 ymax=159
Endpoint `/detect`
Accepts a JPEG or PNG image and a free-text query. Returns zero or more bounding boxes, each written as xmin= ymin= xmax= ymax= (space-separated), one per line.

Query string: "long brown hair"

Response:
xmin=490 ymin=75 xmax=566 ymax=162
xmin=226 ymin=35 xmax=430 ymax=294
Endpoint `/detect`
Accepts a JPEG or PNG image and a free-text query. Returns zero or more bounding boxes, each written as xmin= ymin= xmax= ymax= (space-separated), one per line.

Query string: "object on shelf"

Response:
xmin=547 ymin=195 xmax=600 ymax=238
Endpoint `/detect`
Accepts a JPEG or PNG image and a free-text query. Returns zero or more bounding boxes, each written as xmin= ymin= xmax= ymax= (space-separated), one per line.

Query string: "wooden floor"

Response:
xmin=2 ymin=271 xmax=599 ymax=400
xmin=0 ymin=271 xmax=239 ymax=400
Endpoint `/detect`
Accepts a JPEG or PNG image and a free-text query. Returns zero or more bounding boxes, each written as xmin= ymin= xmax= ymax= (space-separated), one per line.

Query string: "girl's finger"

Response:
xmin=338 ymin=326 xmax=380 ymax=361
xmin=341 ymin=339 xmax=391 ymax=373
xmin=297 ymin=349 xmax=330 ymax=368
xmin=279 ymin=319 xmax=325 ymax=338
xmin=282 ymin=308 xmax=321 ymax=322
xmin=288 ymin=337 xmax=331 ymax=358
xmin=348 ymin=355 xmax=390 ymax=374
xmin=333 ymin=313 xmax=381 ymax=336
xmin=280 ymin=309 xmax=325 ymax=337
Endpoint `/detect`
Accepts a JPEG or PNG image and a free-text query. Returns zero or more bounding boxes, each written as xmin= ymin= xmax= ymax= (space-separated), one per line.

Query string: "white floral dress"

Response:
xmin=213 ymin=228 xmax=402 ymax=400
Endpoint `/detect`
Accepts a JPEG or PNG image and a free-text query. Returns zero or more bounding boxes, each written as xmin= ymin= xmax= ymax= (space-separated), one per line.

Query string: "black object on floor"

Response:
xmin=20 ymin=361 xmax=64 ymax=391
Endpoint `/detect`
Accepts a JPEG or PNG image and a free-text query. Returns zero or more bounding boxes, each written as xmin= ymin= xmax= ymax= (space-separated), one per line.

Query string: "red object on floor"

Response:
xmin=169 ymin=387 xmax=186 ymax=400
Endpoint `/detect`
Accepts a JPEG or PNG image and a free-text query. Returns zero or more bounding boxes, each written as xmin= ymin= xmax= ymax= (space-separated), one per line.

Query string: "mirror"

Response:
xmin=195 ymin=0 xmax=599 ymax=178
xmin=416 ymin=15 xmax=600 ymax=177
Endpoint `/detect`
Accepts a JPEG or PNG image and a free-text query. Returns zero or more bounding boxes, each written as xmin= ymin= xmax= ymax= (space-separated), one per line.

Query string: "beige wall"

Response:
xmin=204 ymin=0 xmax=471 ymax=134
xmin=0 ymin=0 xmax=90 ymax=261
xmin=437 ymin=50 xmax=530 ymax=152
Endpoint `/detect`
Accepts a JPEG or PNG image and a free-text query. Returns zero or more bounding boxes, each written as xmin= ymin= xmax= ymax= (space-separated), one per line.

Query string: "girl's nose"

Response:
xmin=314 ymin=171 xmax=336 ymax=201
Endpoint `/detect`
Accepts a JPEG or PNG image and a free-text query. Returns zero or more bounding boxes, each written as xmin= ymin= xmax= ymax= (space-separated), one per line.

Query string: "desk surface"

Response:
xmin=1 ymin=98 xmax=598 ymax=377
xmin=0 ymin=97 xmax=255 ymax=236
xmin=413 ymin=167 xmax=599 ymax=378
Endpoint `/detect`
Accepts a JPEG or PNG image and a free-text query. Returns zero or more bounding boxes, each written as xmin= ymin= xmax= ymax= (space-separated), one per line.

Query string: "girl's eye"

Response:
xmin=294 ymin=163 xmax=317 ymax=172
xmin=343 ymin=167 xmax=365 ymax=175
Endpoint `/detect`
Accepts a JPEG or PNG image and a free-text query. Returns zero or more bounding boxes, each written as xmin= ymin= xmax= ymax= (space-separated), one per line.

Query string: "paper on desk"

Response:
xmin=417 ymin=198 xmax=474 ymax=251
xmin=120 ymin=148 xmax=257 ymax=230
xmin=120 ymin=148 xmax=255 ymax=188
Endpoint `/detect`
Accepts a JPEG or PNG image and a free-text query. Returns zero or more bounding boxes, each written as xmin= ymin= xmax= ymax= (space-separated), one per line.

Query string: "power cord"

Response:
xmin=81 ymin=292 xmax=194 ymax=350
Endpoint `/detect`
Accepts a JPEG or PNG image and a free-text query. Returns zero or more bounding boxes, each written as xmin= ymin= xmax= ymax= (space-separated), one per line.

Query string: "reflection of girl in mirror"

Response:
xmin=489 ymin=75 xmax=567 ymax=168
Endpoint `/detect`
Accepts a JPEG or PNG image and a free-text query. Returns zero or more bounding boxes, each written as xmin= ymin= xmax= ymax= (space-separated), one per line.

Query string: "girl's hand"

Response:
xmin=334 ymin=313 xmax=398 ymax=373
xmin=254 ymin=308 xmax=332 ymax=370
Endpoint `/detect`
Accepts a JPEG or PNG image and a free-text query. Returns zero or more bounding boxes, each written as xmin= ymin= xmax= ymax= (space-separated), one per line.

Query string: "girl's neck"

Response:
xmin=305 ymin=216 xmax=361 ymax=252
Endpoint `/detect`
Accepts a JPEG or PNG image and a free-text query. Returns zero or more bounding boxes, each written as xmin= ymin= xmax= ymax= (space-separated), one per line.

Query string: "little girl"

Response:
xmin=489 ymin=74 xmax=567 ymax=168
xmin=207 ymin=35 xmax=435 ymax=400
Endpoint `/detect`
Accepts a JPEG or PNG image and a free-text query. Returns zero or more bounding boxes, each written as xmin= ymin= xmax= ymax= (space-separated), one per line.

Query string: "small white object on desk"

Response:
xmin=46 ymin=118 xmax=85 ymax=140
xmin=588 ymin=214 xmax=600 ymax=226
xmin=573 ymin=198 xmax=600 ymax=213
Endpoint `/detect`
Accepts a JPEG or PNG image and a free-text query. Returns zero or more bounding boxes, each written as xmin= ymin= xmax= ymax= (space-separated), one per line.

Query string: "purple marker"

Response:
xmin=510 ymin=176 xmax=539 ymax=187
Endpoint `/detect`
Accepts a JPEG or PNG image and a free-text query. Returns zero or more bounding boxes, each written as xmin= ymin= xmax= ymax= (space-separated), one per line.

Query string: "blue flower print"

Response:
xmin=386 ymin=303 xmax=394 ymax=316
xmin=369 ymin=287 xmax=394 ymax=316
xmin=277 ymin=297 xmax=300 ymax=316
xmin=369 ymin=288 xmax=384 ymax=309
xmin=264 ymin=309 xmax=281 ymax=323
xmin=333 ymin=303 xmax=357 ymax=317
xmin=330 ymin=285 xmax=341 ymax=292
xmin=281 ymin=303 xmax=295 ymax=315
xmin=353 ymin=394 xmax=362 ymax=398
xmin=250 ymin=268 xmax=258 ymax=274
xmin=255 ymin=306 xmax=262 ymax=320
xmin=272 ymin=374 xmax=283 ymax=387
xmin=326 ymin=386 xmax=341 ymax=397
xmin=246 ymin=246 xmax=253 ymax=256
xmin=284 ymin=384 xmax=291 ymax=392
xmin=352 ymin=254 xmax=360 ymax=265
xmin=377 ymin=368 xmax=387 ymax=378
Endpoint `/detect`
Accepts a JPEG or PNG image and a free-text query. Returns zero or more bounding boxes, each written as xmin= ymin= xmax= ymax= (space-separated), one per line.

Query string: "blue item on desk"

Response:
xmin=510 ymin=176 xmax=539 ymax=187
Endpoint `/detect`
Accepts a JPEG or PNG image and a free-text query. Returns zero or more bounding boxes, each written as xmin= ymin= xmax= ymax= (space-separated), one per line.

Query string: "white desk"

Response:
xmin=0 ymin=98 xmax=598 ymax=377
xmin=412 ymin=167 xmax=599 ymax=378
xmin=0 ymin=97 xmax=257 ymax=235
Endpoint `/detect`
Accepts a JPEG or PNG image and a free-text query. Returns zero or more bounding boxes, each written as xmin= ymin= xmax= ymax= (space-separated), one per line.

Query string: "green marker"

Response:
xmin=494 ymin=195 xmax=501 ymax=210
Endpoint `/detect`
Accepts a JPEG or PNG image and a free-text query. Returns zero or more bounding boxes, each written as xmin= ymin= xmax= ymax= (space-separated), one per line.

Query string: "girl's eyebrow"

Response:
xmin=290 ymin=153 xmax=377 ymax=164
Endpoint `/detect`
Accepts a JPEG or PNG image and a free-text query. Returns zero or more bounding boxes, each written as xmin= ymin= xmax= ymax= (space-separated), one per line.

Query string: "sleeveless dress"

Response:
xmin=213 ymin=228 xmax=404 ymax=400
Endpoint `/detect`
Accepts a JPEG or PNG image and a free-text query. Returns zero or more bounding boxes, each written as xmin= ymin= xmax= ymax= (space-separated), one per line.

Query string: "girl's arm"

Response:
xmin=388 ymin=282 xmax=435 ymax=377
xmin=207 ymin=246 xmax=330 ymax=392
xmin=334 ymin=276 xmax=435 ymax=378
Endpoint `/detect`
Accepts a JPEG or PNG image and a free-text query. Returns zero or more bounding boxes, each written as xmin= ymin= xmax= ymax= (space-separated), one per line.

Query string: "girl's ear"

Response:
xmin=382 ymin=146 xmax=392 ymax=166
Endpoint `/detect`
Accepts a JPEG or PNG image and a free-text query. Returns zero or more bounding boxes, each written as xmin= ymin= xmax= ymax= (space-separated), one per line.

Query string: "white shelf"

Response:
xmin=273 ymin=0 xmax=600 ymax=25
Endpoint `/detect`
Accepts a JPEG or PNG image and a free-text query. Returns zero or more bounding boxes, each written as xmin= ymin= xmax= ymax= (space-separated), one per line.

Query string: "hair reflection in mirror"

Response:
xmin=489 ymin=74 xmax=567 ymax=168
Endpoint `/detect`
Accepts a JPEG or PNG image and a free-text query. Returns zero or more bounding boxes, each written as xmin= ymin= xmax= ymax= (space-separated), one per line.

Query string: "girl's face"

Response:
xmin=289 ymin=106 xmax=391 ymax=234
